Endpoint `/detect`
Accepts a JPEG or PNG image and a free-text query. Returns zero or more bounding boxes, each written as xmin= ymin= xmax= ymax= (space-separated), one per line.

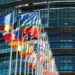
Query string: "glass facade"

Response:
xmin=40 ymin=8 xmax=75 ymax=27
xmin=40 ymin=7 xmax=75 ymax=71
xmin=55 ymin=56 xmax=75 ymax=71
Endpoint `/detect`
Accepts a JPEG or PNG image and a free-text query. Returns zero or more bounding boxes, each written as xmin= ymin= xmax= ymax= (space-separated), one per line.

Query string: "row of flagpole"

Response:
xmin=8 ymin=10 xmax=41 ymax=75
xmin=8 ymin=6 xmax=59 ymax=75
xmin=8 ymin=9 xmax=43 ymax=75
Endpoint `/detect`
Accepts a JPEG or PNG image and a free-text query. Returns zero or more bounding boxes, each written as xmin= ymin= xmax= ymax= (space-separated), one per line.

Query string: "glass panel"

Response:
xmin=55 ymin=56 xmax=75 ymax=71
xmin=50 ymin=42 xmax=75 ymax=48
xmin=48 ymin=36 xmax=75 ymax=42
xmin=40 ymin=8 xmax=75 ymax=27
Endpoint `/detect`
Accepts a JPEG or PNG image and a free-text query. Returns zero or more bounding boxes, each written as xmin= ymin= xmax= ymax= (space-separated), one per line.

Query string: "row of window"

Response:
xmin=48 ymin=36 xmax=75 ymax=42
xmin=48 ymin=32 xmax=75 ymax=35
xmin=0 ymin=59 xmax=30 ymax=75
xmin=57 ymin=64 xmax=75 ymax=71
xmin=0 ymin=56 xmax=75 ymax=74
xmin=40 ymin=8 xmax=75 ymax=27
xmin=55 ymin=56 xmax=75 ymax=71
xmin=55 ymin=56 xmax=75 ymax=64
xmin=42 ymin=21 xmax=75 ymax=26
xmin=50 ymin=42 xmax=75 ymax=48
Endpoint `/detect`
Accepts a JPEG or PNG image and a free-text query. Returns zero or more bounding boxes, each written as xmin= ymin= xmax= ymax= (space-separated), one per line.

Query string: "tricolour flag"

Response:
xmin=20 ymin=25 xmax=42 ymax=38
xmin=0 ymin=13 xmax=14 ymax=32
xmin=4 ymin=13 xmax=14 ymax=32
xmin=20 ymin=24 xmax=32 ymax=34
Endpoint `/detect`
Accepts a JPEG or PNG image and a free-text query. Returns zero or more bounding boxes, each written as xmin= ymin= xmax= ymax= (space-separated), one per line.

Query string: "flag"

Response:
xmin=28 ymin=52 xmax=36 ymax=69
xmin=37 ymin=51 xmax=43 ymax=62
xmin=8 ymin=40 xmax=26 ymax=50
xmin=15 ymin=29 xmax=26 ymax=41
xmin=20 ymin=24 xmax=32 ymax=34
xmin=4 ymin=13 xmax=14 ymax=32
xmin=20 ymin=51 xmax=28 ymax=58
xmin=3 ymin=32 xmax=12 ymax=42
xmin=20 ymin=12 xmax=38 ymax=25
xmin=8 ymin=40 xmax=18 ymax=46
xmin=20 ymin=44 xmax=34 ymax=58
xmin=19 ymin=12 xmax=42 ymax=38
xmin=28 ymin=44 xmax=34 ymax=55
xmin=18 ymin=43 xmax=28 ymax=58
xmin=28 ymin=63 xmax=36 ymax=69
xmin=30 ymin=26 xmax=42 ymax=38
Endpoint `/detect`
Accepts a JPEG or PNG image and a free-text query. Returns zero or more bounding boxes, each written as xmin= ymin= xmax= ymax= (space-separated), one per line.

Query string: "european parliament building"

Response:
xmin=0 ymin=0 xmax=75 ymax=75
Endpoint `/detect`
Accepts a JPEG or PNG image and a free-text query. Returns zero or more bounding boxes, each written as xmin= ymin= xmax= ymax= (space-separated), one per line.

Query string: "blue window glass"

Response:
xmin=55 ymin=56 xmax=75 ymax=71
xmin=50 ymin=42 xmax=75 ymax=48
xmin=40 ymin=8 xmax=75 ymax=27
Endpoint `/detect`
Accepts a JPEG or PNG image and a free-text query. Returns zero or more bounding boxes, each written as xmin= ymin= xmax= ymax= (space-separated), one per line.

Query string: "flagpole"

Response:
xmin=39 ymin=10 xmax=43 ymax=75
xmin=18 ymin=9 xmax=23 ymax=75
xmin=35 ymin=9 xmax=42 ymax=75
xmin=41 ymin=9 xmax=45 ymax=75
xmin=9 ymin=11 xmax=14 ymax=75
xmin=47 ymin=0 xmax=50 ymax=72
xmin=35 ymin=10 xmax=38 ymax=75
xmin=31 ymin=11 xmax=36 ymax=75
xmin=24 ymin=34 xmax=29 ymax=75
xmin=31 ymin=16 xmax=33 ymax=75
xmin=27 ymin=34 xmax=29 ymax=75
xmin=31 ymin=12 xmax=37 ymax=75
xmin=14 ymin=9 xmax=19 ymax=75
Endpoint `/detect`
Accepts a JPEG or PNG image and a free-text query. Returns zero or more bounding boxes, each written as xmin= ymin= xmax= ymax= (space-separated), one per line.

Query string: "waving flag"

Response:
xmin=28 ymin=52 xmax=36 ymax=69
xmin=4 ymin=13 xmax=14 ymax=32
xmin=18 ymin=11 xmax=42 ymax=39
xmin=15 ymin=29 xmax=26 ymax=41
xmin=28 ymin=44 xmax=34 ymax=55
xmin=20 ymin=24 xmax=32 ymax=34
xmin=0 ymin=13 xmax=14 ymax=32
xmin=20 ymin=44 xmax=34 ymax=58
xmin=8 ymin=40 xmax=27 ymax=51
xmin=29 ymin=26 xmax=42 ymax=38
xmin=20 ymin=12 xmax=38 ymax=25
xmin=3 ymin=32 xmax=12 ymax=42
xmin=20 ymin=25 xmax=42 ymax=38
xmin=21 ymin=45 xmax=34 ymax=58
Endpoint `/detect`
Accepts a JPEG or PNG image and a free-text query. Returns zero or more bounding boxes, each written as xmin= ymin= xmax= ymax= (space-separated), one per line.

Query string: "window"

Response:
xmin=55 ymin=56 xmax=75 ymax=71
